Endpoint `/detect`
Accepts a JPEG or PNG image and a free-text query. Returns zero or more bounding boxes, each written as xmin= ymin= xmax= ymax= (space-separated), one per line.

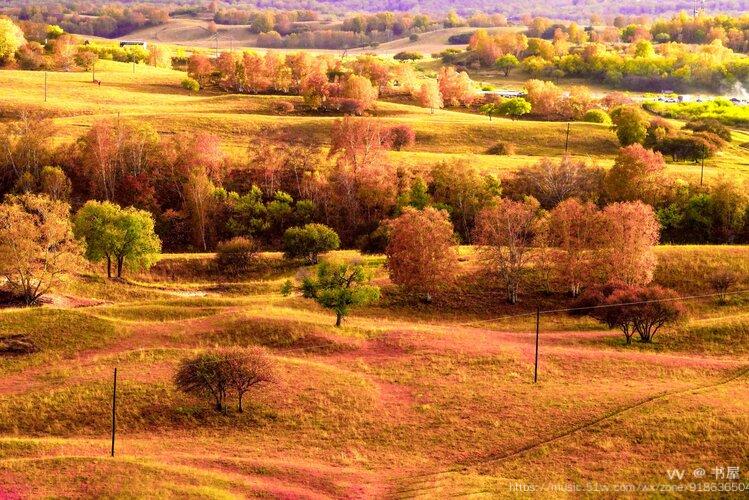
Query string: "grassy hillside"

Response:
xmin=3 ymin=60 xmax=748 ymax=183
xmin=0 ymin=245 xmax=746 ymax=496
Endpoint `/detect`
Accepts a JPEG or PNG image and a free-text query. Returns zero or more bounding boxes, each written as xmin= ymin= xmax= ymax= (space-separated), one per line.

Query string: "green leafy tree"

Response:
xmin=610 ymin=105 xmax=650 ymax=146
xmin=479 ymin=103 xmax=500 ymax=121
xmin=73 ymin=201 xmax=161 ymax=278
xmin=282 ymin=223 xmax=340 ymax=264
xmin=495 ymin=54 xmax=519 ymax=76
xmin=496 ymin=97 xmax=532 ymax=120
xmin=288 ymin=262 xmax=380 ymax=327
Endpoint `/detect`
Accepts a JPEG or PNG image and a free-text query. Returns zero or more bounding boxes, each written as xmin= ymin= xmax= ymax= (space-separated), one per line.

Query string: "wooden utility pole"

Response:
xmin=564 ymin=122 xmax=571 ymax=153
xmin=111 ymin=367 xmax=117 ymax=457
xmin=534 ymin=307 xmax=540 ymax=383
xmin=700 ymin=157 xmax=705 ymax=186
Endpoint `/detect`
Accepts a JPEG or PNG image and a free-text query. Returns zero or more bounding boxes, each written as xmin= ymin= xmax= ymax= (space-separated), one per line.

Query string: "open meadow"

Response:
xmin=0 ymin=244 xmax=748 ymax=496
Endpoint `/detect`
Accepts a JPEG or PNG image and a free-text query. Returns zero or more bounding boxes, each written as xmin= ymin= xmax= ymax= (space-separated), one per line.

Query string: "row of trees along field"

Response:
xmin=1 ymin=112 xmax=746 ymax=255
xmin=0 ymin=189 xmax=700 ymax=346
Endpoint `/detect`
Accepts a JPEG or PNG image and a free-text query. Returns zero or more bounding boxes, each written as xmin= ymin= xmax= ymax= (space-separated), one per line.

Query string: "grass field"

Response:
xmin=2 ymin=60 xmax=748 ymax=184
xmin=0 ymin=245 xmax=747 ymax=496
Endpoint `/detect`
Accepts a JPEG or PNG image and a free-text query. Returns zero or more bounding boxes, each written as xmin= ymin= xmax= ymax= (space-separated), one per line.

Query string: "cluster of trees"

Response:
xmin=650 ymin=13 xmax=749 ymax=52
xmin=175 ymin=347 xmax=276 ymax=413
xmin=611 ymin=107 xmax=728 ymax=162
xmin=214 ymin=8 xmax=317 ymax=31
xmin=381 ymin=196 xmax=661 ymax=306
xmin=459 ymin=22 xmax=749 ymax=92
xmin=15 ymin=3 xmax=168 ymax=38
xmin=3 ymin=108 xmax=747 ymax=265
xmin=186 ymin=49 xmax=482 ymax=114
xmin=0 ymin=18 xmax=172 ymax=71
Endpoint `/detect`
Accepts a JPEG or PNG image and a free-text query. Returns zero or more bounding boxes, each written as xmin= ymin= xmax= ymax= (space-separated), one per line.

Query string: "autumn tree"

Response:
xmin=0 ymin=194 xmax=81 ymax=305
xmin=175 ymin=351 xmax=232 ymax=412
xmin=386 ymin=125 xmax=416 ymax=151
xmin=474 ymin=198 xmax=545 ymax=304
xmin=610 ymin=105 xmax=650 ymax=146
xmin=340 ymin=74 xmax=378 ymax=112
xmin=386 ymin=207 xmax=458 ymax=301
xmin=548 ymin=199 xmax=603 ymax=296
xmin=223 ymin=347 xmax=276 ymax=412
xmin=0 ymin=18 xmax=25 ymax=63
xmin=504 ymin=156 xmax=604 ymax=209
xmin=576 ymin=284 xmax=684 ymax=344
xmin=0 ymin=112 xmax=56 ymax=195
xmin=600 ymin=201 xmax=660 ymax=286
xmin=73 ymin=201 xmax=161 ymax=278
xmin=290 ymin=261 xmax=380 ymax=327
xmin=605 ymin=144 xmax=666 ymax=204
xmin=39 ymin=166 xmax=71 ymax=201
xmin=438 ymin=67 xmax=477 ymax=107
xmin=329 ymin=116 xmax=389 ymax=170
xmin=416 ymin=80 xmax=443 ymax=113
xmin=430 ymin=159 xmax=499 ymax=242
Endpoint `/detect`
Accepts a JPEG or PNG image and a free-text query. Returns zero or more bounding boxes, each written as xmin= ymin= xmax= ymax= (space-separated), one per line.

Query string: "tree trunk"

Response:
xmin=238 ymin=392 xmax=244 ymax=413
xmin=106 ymin=255 xmax=111 ymax=279
xmin=116 ymin=257 xmax=124 ymax=278
xmin=335 ymin=312 xmax=343 ymax=327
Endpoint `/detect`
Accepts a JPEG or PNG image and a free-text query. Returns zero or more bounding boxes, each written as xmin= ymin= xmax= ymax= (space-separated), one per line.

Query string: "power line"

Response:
xmin=454 ymin=289 xmax=749 ymax=328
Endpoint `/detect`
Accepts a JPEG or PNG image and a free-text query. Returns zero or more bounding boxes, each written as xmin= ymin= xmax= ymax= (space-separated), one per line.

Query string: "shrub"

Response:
xmin=684 ymin=118 xmax=732 ymax=142
xmin=181 ymin=77 xmax=200 ymax=93
xmin=336 ymin=98 xmax=366 ymax=116
xmin=448 ymin=32 xmax=474 ymax=44
xmin=409 ymin=34 xmax=419 ymax=42
xmin=274 ymin=101 xmax=295 ymax=114
xmin=215 ymin=237 xmax=257 ymax=274
xmin=709 ymin=268 xmax=740 ymax=303
xmin=394 ymin=51 xmax=423 ymax=61
xmin=283 ymin=223 xmax=340 ymax=264
xmin=386 ymin=124 xmax=416 ymax=150
xmin=486 ymin=141 xmax=516 ymax=155
xmin=583 ymin=108 xmax=612 ymax=125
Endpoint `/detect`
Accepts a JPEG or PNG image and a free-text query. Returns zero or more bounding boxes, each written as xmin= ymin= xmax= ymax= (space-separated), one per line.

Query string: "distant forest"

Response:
xmin=3 ymin=1 xmax=749 ymax=20
xmin=203 ymin=0 xmax=749 ymax=19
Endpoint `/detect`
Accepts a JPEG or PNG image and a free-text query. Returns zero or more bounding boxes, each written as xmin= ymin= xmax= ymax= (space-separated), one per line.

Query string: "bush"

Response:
xmin=486 ymin=141 xmax=516 ymax=155
xmin=274 ymin=100 xmax=295 ymax=114
xmin=215 ymin=237 xmax=257 ymax=274
xmin=684 ymin=118 xmax=732 ymax=142
xmin=386 ymin=124 xmax=416 ymax=151
xmin=181 ymin=77 xmax=200 ymax=93
xmin=283 ymin=224 xmax=340 ymax=264
xmin=409 ymin=34 xmax=419 ymax=42
xmin=709 ymin=268 xmax=740 ymax=303
xmin=448 ymin=32 xmax=474 ymax=44
xmin=394 ymin=51 xmax=423 ymax=61
xmin=583 ymin=108 xmax=612 ymax=125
